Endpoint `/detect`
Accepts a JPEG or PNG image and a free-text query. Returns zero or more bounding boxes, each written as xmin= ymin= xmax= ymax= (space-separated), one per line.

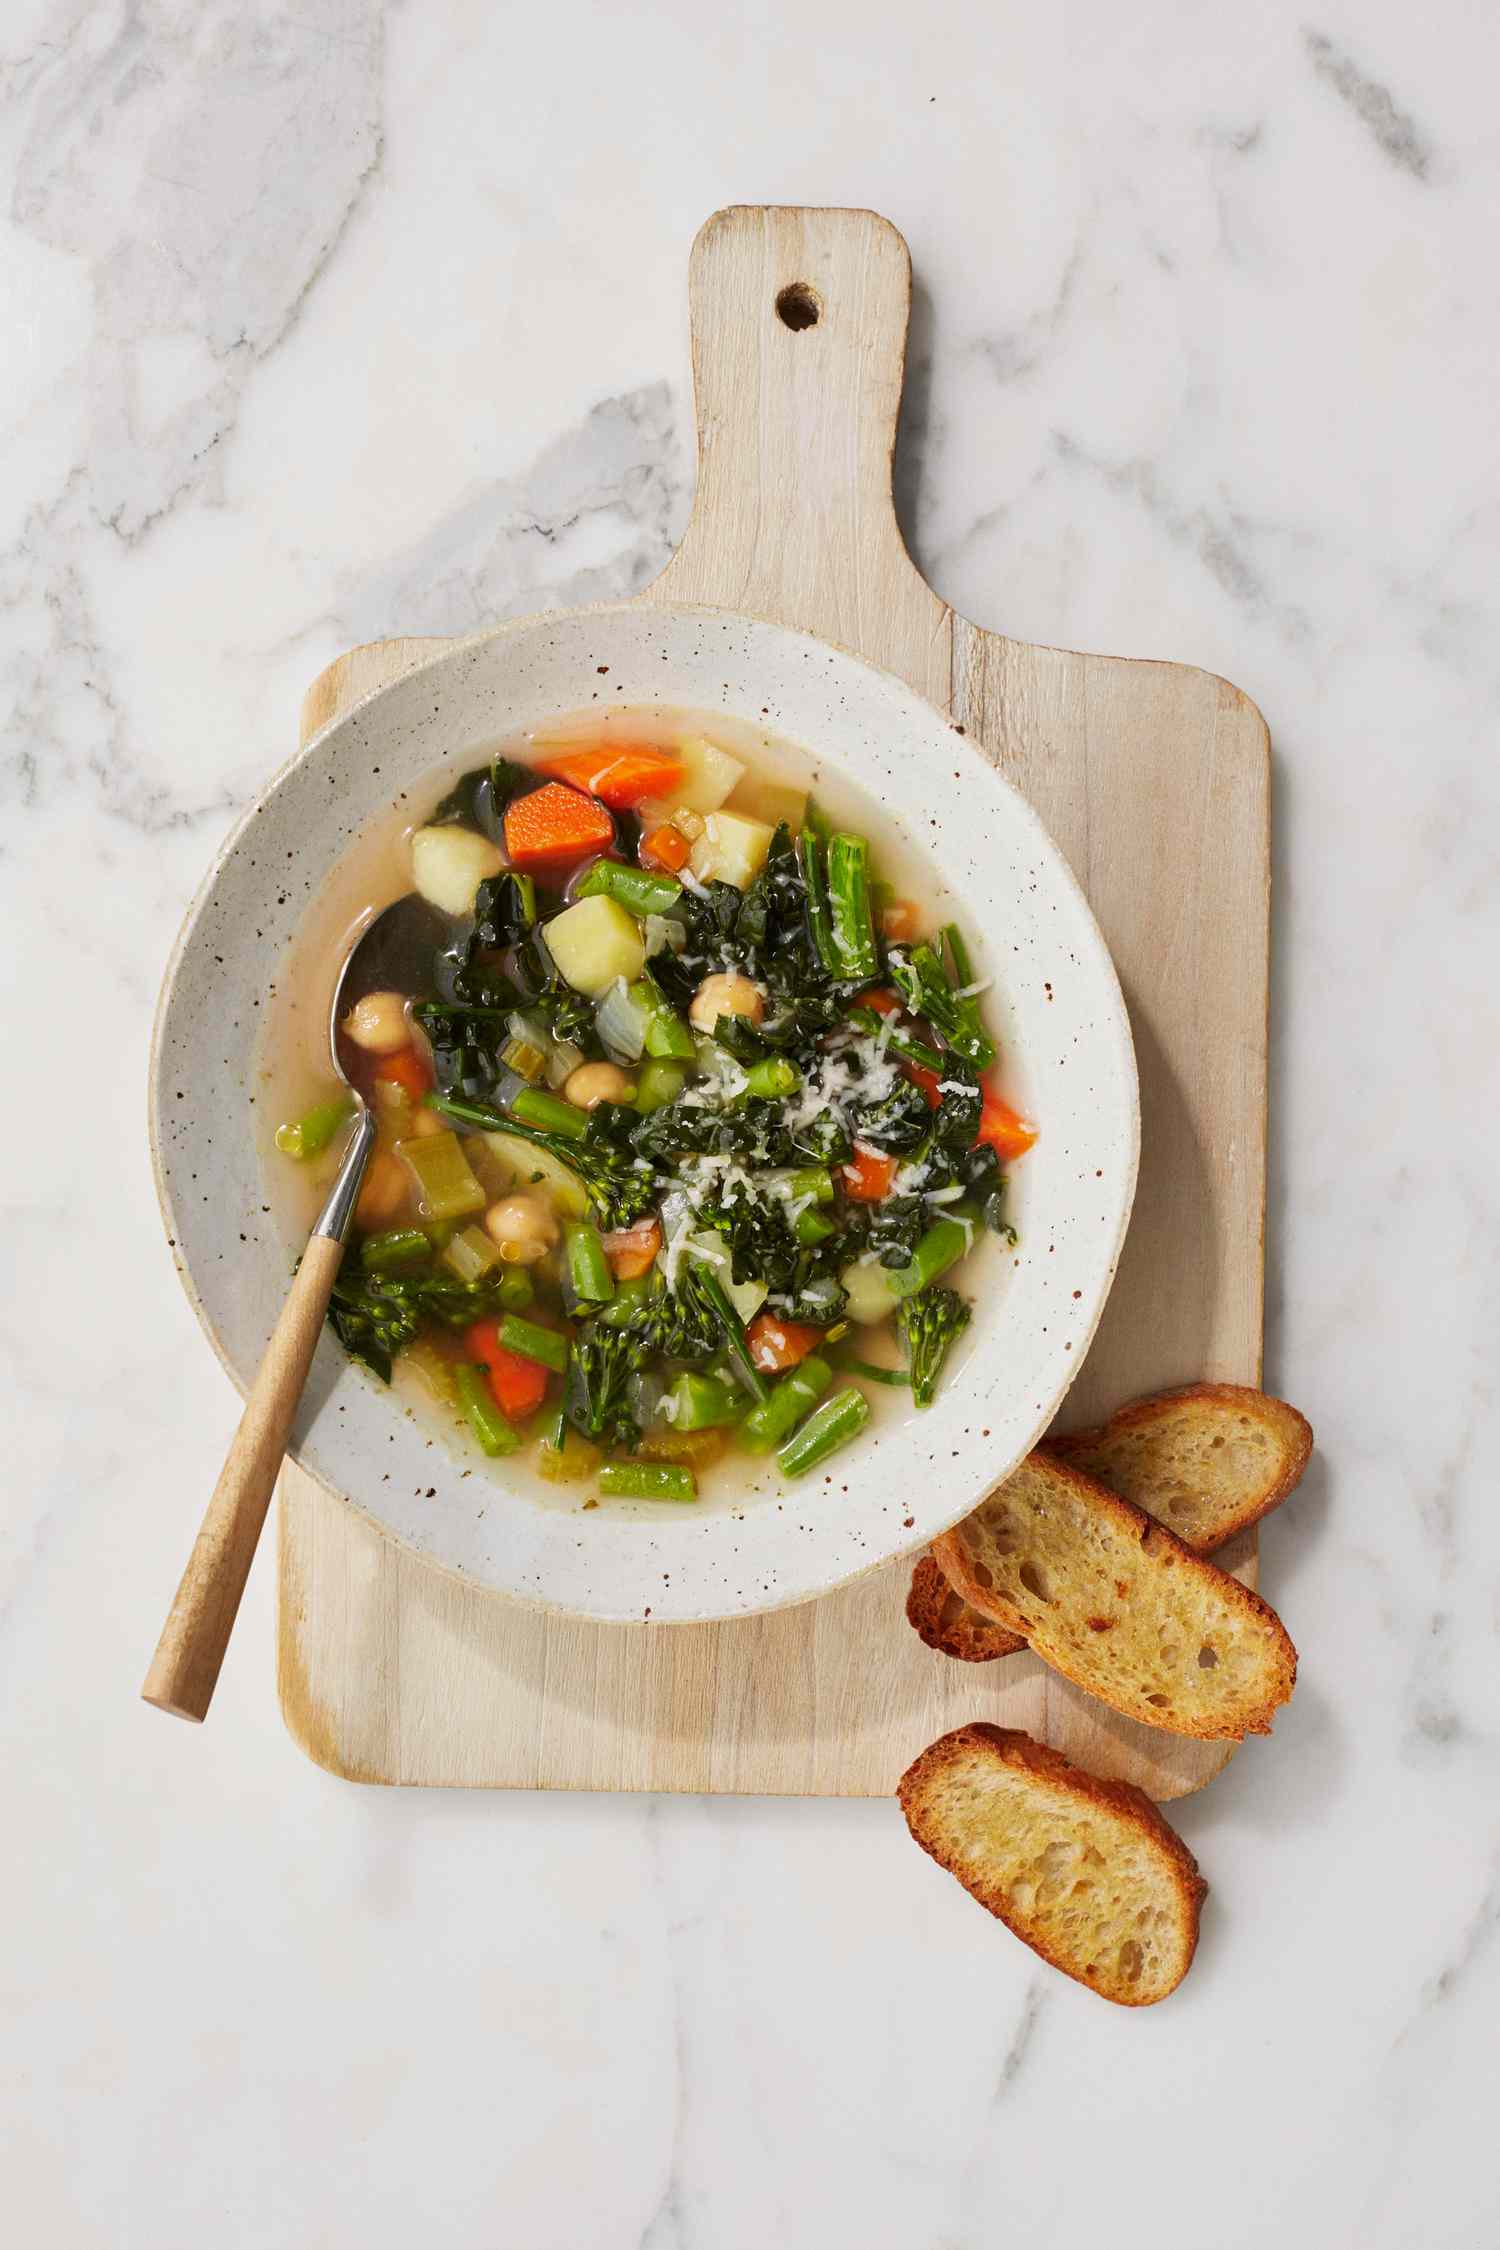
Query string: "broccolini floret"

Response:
xmin=895 ymin=1286 xmax=973 ymax=1408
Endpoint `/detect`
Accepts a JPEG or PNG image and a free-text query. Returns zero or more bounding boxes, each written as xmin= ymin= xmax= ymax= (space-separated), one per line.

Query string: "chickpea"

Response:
xmin=342 ymin=989 xmax=410 ymax=1055
xmin=355 ymin=1149 xmax=407 ymax=1229
xmin=483 ymin=1193 xmax=560 ymax=1265
xmin=689 ymin=971 xmax=765 ymax=1035
xmin=564 ymin=1061 xmax=634 ymax=1111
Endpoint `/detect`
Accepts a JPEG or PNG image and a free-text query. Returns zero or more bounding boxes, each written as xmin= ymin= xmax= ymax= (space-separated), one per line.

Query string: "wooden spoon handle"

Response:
xmin=142 ymin=1232 xmax=347 ymax=1722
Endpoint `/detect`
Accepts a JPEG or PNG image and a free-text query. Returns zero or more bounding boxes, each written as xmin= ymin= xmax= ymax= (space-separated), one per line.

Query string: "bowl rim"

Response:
xmin=149 ymin=596 xmax=1140 ymax=1621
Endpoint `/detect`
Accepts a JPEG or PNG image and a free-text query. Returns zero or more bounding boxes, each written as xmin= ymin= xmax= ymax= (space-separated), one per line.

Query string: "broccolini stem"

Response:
xmin=826 ymin=834 xmax=878 ymax=982
xmin=598 ymin=1462 xmax=697 ymax=1503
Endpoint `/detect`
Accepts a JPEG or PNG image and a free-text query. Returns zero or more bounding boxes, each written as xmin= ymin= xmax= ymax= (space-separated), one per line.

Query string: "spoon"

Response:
xmin=141 ymin=894 xmax=448 ymax=1722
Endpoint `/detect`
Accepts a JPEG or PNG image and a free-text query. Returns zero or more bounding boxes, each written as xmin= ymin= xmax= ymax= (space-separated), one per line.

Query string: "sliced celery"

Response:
xmin=395 ymin=1128 xmax=487 ymax=1222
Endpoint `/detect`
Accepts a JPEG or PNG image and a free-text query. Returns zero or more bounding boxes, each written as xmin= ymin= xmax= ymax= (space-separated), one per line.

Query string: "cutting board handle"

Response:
xmin=649 ymin=206 xmax=946 ymax=686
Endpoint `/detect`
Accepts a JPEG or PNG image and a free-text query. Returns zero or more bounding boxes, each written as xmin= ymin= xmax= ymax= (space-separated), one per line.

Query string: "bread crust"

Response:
xmin=897 ymin=1724 xmax=1207 ymax=2005
xmin=905 ymin=1552 xmax=1027 ymax=1662
xmin=931 ymin=1451 xmax=1297 ymax=1739
xmin=1051 ymin=1382 xmax=1314 ymax=1546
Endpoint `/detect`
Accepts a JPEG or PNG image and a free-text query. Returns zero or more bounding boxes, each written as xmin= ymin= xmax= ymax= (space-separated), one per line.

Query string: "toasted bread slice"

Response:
xmin=898 ymin=1725 xmax=1206 ymax=2005
xmin=932 ymin=1453 xmax=1297 ymax=1738
xmin=1051 ymin=1383 xmax=1313 ymax=1551
xmin=906 ymin=1553 xmax=1027 ymax=1661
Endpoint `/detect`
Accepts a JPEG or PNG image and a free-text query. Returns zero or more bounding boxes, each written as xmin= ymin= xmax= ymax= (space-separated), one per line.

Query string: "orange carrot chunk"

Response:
xmin=372 ymin=1047 xmax=432 ymax=1104
xmin=840 ymin=1144 xmax=897 ymax=1202
xmin=640 ymin=823 xmax=690 ymax=874
xmin=746 ymin=1312 xmax=821 ymax=1374
xmin=602 ymin=1217 xmax=663 ymax=1280
xmin=537 ymin=745 xmax=684 ymax=809
xmin=976 ymin=1087 xmax=1038 ymax=1163
xmin=465 ymin=1320 xmax=551 ymax=1420
xmin=503 ymin=783 xmax=615 ymax=872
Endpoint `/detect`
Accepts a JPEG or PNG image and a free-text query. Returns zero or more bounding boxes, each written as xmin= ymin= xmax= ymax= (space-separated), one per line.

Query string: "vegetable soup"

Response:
xmin=259 ymin=711 xmax=1036 ymax=1507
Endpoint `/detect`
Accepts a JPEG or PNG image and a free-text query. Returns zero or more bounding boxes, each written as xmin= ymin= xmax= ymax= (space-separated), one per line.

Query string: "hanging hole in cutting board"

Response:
xmin=775 ymin=282 xmax=821 ymax=330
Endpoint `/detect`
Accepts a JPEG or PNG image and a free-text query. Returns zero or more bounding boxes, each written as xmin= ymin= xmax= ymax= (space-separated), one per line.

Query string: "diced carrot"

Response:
xmin=976 ymin=1087 xmax=1038 ymax=1163
xmin=880 ymin=899 xmax=920 ymax=941
xmin=503 ymin=783 xmax=615 ymax=872
xmin=746 ymin=1312 xmax=821 ymax=1374
xmin=904 ymin=1062 xmax=943 ymax=1111
xmin=840 ymin=1144 xmax=897 ymax=1202
xmin=602 ymin=1216 xmax=662 ymax=1280
xmin=371 ymin=1047 xmax=432 ymax=1104
xmin=538 ymin=745 xmax=684 ymax=809
xmin=855 ymin=987 xmax=903 ymax=1018
xmin=640 ymin=823 xmax=690 ymax=874
xmin=465 ymin=1319 xmax=551 ymax=1420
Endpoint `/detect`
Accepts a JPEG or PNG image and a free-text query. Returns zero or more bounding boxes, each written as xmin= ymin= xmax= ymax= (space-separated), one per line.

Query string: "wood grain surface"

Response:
xmin=277 ymin=207 xmax=1269 ymax=1798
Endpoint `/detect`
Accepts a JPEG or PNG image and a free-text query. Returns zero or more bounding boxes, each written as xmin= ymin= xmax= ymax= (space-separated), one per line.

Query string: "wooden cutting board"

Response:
xmin=277 ymin=207 xmax=1268 ymax=1800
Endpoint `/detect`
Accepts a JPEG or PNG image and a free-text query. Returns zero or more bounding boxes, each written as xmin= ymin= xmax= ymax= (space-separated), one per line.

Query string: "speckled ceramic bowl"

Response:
xmin=151 ymin=601 xmax=1138 ymax=1622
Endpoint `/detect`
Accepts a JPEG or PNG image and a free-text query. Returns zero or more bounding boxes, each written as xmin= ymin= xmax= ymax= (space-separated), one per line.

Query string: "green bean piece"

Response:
xmin=274 ymin=1094 xmax=352 ymax=1161
xmin=453 ymin=1363 xmax=521 ymax=1457
xmin=575 ymin=859 xmax=684 ymax=917
xmin=742 ymin=1057 xmax=801 ymax=1100
xmin=826 ymin=834 xmax=878 ymax=982
xmin=777 ymin=1387 xmax=872 ymax=1477
xmin=643 ymin=1007 xmax=697 ymax=1062
xmin=359 ymin=1227 xmax=430 ymax=1275
xmin=636 ymin=1058 xmax=689 ymax=1113
xmin=738 ymin=1356 xmax=833 ymax=1451
xmin=667 ymin=1371 xmax=742 ymax=1431
xmin=794 ymin=1208 xmax=838 ymax=1248
xmin=497 ymin=1314 xmax=569 ymax=1373
xmin=565 ymin=1221 xmax=615 ymax=1305
xmin=787 ymin=1166 xmax=835 ymax=1205
xmin=887 ymin=1206 xmax=979 ymax=1299
xmin=598 ymin=1461 xmax=698 ymax=1503
xmin=599 ymin=1272 xmax=660 ymax=1328
xmin=510 ymin=1086 xmax=588 ymax=1141
xmin=798 ymin=829 xmax=838 ymax=977
xmin=496 ymin=1267 xmax=536 ymax=1312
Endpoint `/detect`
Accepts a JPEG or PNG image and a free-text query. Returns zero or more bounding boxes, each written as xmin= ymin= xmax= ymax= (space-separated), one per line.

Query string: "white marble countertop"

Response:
xmin=5 ymin=2 xmax=1498 ymax=2243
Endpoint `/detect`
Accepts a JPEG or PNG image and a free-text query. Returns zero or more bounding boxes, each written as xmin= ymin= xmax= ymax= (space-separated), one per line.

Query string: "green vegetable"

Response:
xmin=597 ymin=1462 xmax=697 ymax=1503
xmin=562 ymin=1320 xmax=641 ymax=1446
xmin=794 ymin=1208 xmax=838 ymax=1248
xmin=739 ymin=1355 xmax=833 ymax=1451
xmin=888 ymin=938 xmax=995 ymax=1071
xmin=454 ymin=1363 xmax=522 ymax=1456
xmin=666 ymin=1370 xmax=742 ymax=1430
xmin=598 ymin=1272 xmax=660 ymax=1328
xmin=396 ymin=1129 xmax=487 ymax=1222
xmin=327 ymin=1260 xmax=532 ymax=1383
xmin=693 ymin=1266 xmax=770 ymax=1402
xmin=896 ymin=1286 xmax=972 ymax=1407
xmin=510 ymin=1086 xmax=588 ymax=1141
xmin=887 ymin=1207 xmax=978 ymax=1299
xmin=275 ymin=1094 xmax=352 ymax=1161
xmin=564 ymin=1221 xmax=615 ymax=1306
xmin=788 ymin=1166 xmax=835 ymax=1205
xmin=432 ymin=1095 xmax=660 ymax=1230
xmin=359 ymin=1227 xmax=429 ymax=1275
xmin=497 ymin=1313 xmax=570 ymax=1373
xmin=500 ymin=1034 xmax=549 ymax=1084
xmin=575 ymin=859 xmax=683 ymax=917
xmin=742 ymin=1057 xmax=800 ymax=1100
xmin=440 ymin=1224 xmax=502 ymax=1285
xmin=834 ymin=1352 xmax=910 ymax=1387
xmin=798 ymin=830 xmax=838 ymax=978
xmin=636 ymin=1059 xmax=688 ymax=1113
xmin=826 ymin=834 xmax=878 ymax=982
xmin=777 ymin=1387 xmax=871 ymax=1477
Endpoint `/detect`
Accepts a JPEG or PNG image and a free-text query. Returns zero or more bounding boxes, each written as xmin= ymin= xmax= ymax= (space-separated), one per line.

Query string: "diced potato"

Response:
xmin=482 ymin=1131 xmax=589 ymax=1220
xmin=684 ymin=1232 xmax=767 ymax=1324
xmin=672 ymin=736 xmax=746 ymax=812
xmin=688 ymin=811 xmax=774 ymax=891
xmin=725 ymin=773 xmax=807 ymax=832
xmin=410 ymin=824 xmax=505 ymax=916
xmin=841 ymin=1257 xmax=900 ymax=1326
xmin=637 ymin=735 xmax=745 ymax=828
xmin=544 ymin=895 xmax=647 ymax=997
